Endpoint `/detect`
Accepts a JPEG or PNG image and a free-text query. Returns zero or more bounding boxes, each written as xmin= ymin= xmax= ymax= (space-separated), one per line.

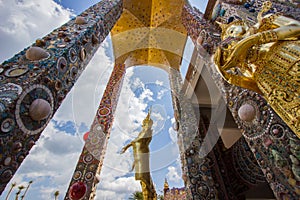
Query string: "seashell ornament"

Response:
xmin=75 ymin=16 xmax=87 ymax=24
xmin=238 ymin=103 xmax=256 ymax=122
xmin=29 ymin=99 xmax=51 ymax=121
xmin=26 ymin=46 xmax=49 ymax=61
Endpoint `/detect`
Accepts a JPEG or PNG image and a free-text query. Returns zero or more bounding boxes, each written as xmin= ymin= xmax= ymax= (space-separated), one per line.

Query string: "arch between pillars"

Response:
xmin=65 ymin=39 xmax=228 ymax=199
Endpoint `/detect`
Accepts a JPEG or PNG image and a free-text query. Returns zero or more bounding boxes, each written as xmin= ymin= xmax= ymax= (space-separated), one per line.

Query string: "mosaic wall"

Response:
xmin=65 ymin=63 xmax=126 ymax=200
xmin=219 ymin=0 xmax=300 ymax=24
xmin=182 ymin=1 xmax=300 ymax=199
xmin=164 ymin=187 xmax=186 ymax=199
xmin=0 ymin=0 xmax=123 ymax=195
xmin=182 ymin=5 xmax=221 ymax=55
xmin=168 ymin=68 xmax=222 ymax=199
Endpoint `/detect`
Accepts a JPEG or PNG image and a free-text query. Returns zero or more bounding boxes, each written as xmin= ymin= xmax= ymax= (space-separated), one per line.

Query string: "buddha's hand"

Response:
xmin=120 ymin=148 xmax=126 ymax=154
xmin=120 ymin=143 xmax=131 ymax=154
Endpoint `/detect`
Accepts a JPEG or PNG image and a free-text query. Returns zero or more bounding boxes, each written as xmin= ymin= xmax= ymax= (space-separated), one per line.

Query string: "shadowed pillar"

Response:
xmin=182 ymin=1 xmax=300 ymax=199
xmin=168 ymin=67 xmax=220 ymax=199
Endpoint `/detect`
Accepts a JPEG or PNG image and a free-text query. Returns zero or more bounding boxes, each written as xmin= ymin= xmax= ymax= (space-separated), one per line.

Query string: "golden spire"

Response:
xmin=164 ymin=178 xmax=169 ymax=194
xmin=164 ymin=178 xmax=169 ymax=189
xmin=143 ymin=107 xmax=152 ymax=125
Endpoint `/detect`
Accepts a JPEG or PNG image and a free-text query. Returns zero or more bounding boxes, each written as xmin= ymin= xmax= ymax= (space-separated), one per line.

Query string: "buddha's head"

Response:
xmin=217 ymin=20 xmax=248 ymax=40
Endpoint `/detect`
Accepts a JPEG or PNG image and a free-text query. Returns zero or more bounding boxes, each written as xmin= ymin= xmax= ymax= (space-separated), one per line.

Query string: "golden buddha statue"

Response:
xmin=121 ymin=109 xmax=157 ymax=200
xmin=214 ymin=1 xmax=300 ymax=137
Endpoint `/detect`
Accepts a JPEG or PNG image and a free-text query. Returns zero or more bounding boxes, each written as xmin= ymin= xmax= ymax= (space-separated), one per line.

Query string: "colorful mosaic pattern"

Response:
xmin=168 ymin=68 xmax=221 ymax=199
xmin=0 ymin=0 xmax=122 ymax=195
xmin=183 ymin=1 xmax=300 ymax=198
xmin=182 ymin=5 xmax=221 ymax=55
xmin=164 ymin=187 xmax=186 ymax=199
xmin=65 ymin=64 xmax=126 ymax=200
xmin=220 ymin=0 xmax=300 ymax=24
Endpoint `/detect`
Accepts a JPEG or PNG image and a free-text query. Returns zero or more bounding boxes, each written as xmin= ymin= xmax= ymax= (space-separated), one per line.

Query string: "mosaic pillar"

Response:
xmin=0 ymin=0 xmax=123 ymax=194
xmin=183 ymin=2 xmax=300 ymax=199
xmin=181 ymin=4 xmax=221 ymax=55
xmin=220 ymin=0 xmax=300 ymax=25
xmin=168 ymin=67 xmax=219 ymax=199
xmin=65 ymin=63 xmax=126 ymax=200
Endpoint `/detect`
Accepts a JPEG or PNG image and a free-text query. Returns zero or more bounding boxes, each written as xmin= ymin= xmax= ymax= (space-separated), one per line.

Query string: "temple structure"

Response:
xmin=164 ymin=178 xmax=187 ymax=199
xmin=0 ymin=0 xmax=299 ymax=199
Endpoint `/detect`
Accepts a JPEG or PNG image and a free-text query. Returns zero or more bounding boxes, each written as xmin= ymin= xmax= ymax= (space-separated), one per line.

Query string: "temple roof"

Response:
xmin=111 ymin=0 xmax=188 ymax=70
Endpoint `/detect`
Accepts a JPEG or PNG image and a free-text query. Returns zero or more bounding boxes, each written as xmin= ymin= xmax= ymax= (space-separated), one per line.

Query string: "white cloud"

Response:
xmin=0 ymin=0 xmax=74 ymax=62
xmin=131 ymin=77 xmax=154 ymax=102
xmin=3 ymin=121 xmax=83 ymax=200
xmin=97 ymin=177 xmax=141 ymax=199
xmin=166 ymin=166 xmax=181 ymax=183
xmin=157 ymin=88 xmax=168 ymax=100
xmin=151 ymin=109 xmax=166 ymax=134
xmin=131 ymin=77 xmax=144 ymax=90
xmin=155 ymin=80 xmax=164 ymax=86
xmin=140 ymin=88 xmax=154 ymax=101
xmin=53 ymin=39 xmax=114 ymax=128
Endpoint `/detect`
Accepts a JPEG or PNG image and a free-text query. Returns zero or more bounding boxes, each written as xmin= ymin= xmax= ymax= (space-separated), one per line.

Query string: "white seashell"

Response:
xmin=238 ymin=104 xmax=256 ymax=122
xmin=26 ymin=46 xmax=49 ymax=61
xmin=4 ymin=157 xmax=11 ymax=166
xmin=29 ymin=99 xmax=51 ymax=121
xmin=75 ymin=16 xmax=87 ymax=24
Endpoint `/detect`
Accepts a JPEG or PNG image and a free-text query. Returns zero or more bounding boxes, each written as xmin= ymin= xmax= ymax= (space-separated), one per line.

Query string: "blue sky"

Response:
xmin=0 ymin=0 xmax=208 ymax=199
xmin=53 ymin=0 xmax=208 ymax=15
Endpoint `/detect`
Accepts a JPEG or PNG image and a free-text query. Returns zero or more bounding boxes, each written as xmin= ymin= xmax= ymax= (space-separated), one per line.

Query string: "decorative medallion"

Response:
xmin=68 ymin=48 xmax=78 ymax=63
xmin=73 ymin=171 xmax=82 ymax=180
xmin=83 ymin=154 xmax=93 ymax=164
xmin=85 ymin=122 xmax=106 ymax=160
xmin=91 ymin=149 xmax=101 ymax=159
xmin=70 ymin=66 xmax=78 ymax=79
xmin=270 ymin=124 xmax=285 ymax=139
xmin=85 ymin=172 xmax=94 ymax=181
xmin=89 ymin=164 xmax=97 ymax=171
xmin=0 ymin=168 xmax=13 ymax=183
xmin=15 ymin=84 xmax=54 ymax=135
xmin=196 ymin=182 xmax=210 ymax=197
xmin=190 ymin=166 xmax=199 ymax=177
xmin=56 ymin=57 xmax=68 ymax=73
xmin=1 ymin=118 xmax=15 ymax=133
xmin=98 ymin=107 xmax=110 ymax=117
xmin=234 ymin=91 xmax=272 ymax=140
